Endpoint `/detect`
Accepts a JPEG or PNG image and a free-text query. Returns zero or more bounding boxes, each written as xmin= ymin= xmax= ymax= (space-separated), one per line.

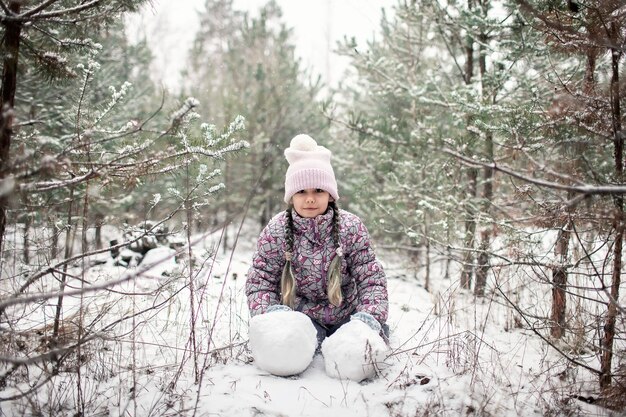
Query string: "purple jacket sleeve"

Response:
xmin=343 ymin=213 xmax=388 ymax=324
xmin=245 ymin=214 xmax=286 ymax=316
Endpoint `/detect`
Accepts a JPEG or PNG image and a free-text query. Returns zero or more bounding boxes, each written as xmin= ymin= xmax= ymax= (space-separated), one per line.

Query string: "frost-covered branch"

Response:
xmin=18 ymin=169 xmax=99 ymax=193
xmin=18 ymin=0 xmax=61 ymax=18
xmin=0 ymin=1 xmax=11 ymax=15
xmin=21 ymin=0 xmax=103 ymax=20
xmin=442 ymin=146 xmax=626 ymax=195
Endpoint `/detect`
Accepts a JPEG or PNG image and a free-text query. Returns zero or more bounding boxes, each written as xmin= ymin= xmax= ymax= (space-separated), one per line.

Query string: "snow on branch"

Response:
xmin=442 ymin=147 xmax=626 ymax=196
xmin=94 ymin=82 xmax=133 ymax=125
xmin=58 ymin=37 xmax=102 ymax=50
xmin=18 ymin=169 xmax=99 ymax=193
xmin=171 ymin=97 xmax=200 ymax=125
xmin=20 ymin=0 xmax=104 ymax=20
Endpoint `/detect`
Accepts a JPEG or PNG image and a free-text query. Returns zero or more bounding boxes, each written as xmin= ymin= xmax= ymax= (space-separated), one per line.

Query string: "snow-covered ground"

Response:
xmin=0 ymin=222 xmax=618 ymax=416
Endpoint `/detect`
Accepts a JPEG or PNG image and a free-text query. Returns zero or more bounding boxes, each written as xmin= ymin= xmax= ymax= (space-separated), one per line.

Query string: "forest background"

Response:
xmin=0 ymin=0 xmax=625 ymax=415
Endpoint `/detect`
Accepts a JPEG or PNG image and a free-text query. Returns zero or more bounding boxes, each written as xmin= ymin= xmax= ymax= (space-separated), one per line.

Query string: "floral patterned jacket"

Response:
xmin=245 ymin=207 xmax=388 ymax=327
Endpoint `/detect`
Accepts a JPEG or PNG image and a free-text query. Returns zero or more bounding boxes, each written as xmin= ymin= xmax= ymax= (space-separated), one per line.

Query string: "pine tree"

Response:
xmin=0 ymin=3 xmax=249 ymax=408
xmin=185 ymin=0 xmax=329 ymax=234
xmin=517 ymin=0 xmax=625 ymax=391
xmin=334 ymin=1 xmax=518 ymax=292
xmin=0 ymin=0 xmax=148 ymax=250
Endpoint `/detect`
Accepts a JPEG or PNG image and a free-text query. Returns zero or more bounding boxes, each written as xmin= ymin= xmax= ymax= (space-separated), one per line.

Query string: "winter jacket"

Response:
xmin=245 ymin=207 xmax=388 ymax=327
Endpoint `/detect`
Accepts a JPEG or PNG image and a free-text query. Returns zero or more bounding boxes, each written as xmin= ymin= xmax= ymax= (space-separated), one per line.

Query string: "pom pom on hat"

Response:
xmin=290 ymin=134 xmax=318 ymax=151
xmin=284 ymin=134 xmax=339 ymax=203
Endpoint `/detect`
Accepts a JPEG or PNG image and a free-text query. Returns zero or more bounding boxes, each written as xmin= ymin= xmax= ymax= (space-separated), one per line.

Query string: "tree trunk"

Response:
xmin=463 ymin=0 xmax=474 ymax=84
xmin=550 ymin=217 xmax=572 ymax=339
xmin=474 ymin=13 xmax=494 ymax=297
xmin=53 ymin=190 xmax=75 ymax=369
xmin=49 ymin=215 xmax=59 ymax=259
xmin=601 ymin=212 xmax=623 ymax=389
xmin=461 ymin=167 xmax=478 ymax=289
xmin=21 ymin=192 xmax=32 ymax=264
xmin=410 ymin=242 xmax=420 ymax=280
xmin=22 ymin=210 xmax=30 ymax=265
xmin=474 ymin=131 xmax=493 ymax=296
xmin=460 ymin=0 xmax=476 ymax=290
xmin=474 ymin=236 xmax=489 ymax=296
xmin=424 ymin=220 xmax=430 ymax=293
xmin=94 ymin=212 xmax=104 ymax=250
xmin=444 ymin=228 xmax=451 ymax=280
xmin=0 ymin=2 xmax=22 ymax=250
xmin=600 ymin=22 xmax=623 ymax=389
xmin=549 ymin=51 xmax=596 ymax=339
xmin=184 ymin=165 xmax=199 ymax=383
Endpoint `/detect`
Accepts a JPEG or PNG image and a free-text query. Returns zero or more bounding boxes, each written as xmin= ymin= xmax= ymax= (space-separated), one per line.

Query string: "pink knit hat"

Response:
xmin=284 ymin=134 xmax=339 ymax=203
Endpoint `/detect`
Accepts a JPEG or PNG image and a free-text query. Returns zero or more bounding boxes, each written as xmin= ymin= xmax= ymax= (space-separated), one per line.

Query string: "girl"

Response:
xmin=245 ymin=134 xmax=388 ymax=375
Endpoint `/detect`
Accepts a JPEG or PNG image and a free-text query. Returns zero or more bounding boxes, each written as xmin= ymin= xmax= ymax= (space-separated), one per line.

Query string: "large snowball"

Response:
xmin=248 ymin=310 xmax=318 ymax=376
xmin=321 ymin=319 xmax=389 ymax=382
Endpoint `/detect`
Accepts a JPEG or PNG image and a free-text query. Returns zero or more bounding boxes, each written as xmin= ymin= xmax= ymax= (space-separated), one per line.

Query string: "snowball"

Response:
xmin=321 ymin=319 xmax=389 ymax=382
xmin=289 ymin=134 xmax=317 ymax=151
xmin=248 ymin=310 xmax=317 ymax=376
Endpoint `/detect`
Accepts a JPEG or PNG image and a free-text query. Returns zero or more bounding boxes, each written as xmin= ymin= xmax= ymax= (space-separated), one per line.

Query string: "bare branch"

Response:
xmin=494 ymin=281 xmax=602 ymax=375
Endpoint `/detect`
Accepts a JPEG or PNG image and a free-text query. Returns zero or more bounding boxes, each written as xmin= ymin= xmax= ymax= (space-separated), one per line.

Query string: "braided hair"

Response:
xmin=280 ymin=201 xmax=344 ymax=308
xmin=326 ymin=201 xmax=343 ymax=306
xmin=281 ymin=206 xmax=296 ymax=307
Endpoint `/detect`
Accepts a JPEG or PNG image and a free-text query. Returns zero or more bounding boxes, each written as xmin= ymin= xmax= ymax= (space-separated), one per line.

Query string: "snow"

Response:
xmin=321 ymin=318 xmax=389 ymax=382
xmin=249 ymin=309 xmax=389 ymax=382
xmin=0 ymin=221 xmax=618 ymax=416
xmin=248 ymin=310 xmax=317 ymax=376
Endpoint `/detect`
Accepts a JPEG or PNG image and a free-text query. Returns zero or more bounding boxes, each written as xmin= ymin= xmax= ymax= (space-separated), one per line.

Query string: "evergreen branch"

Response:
xmin=514 ymin=143 xmax=587 ymax=186
xmin=58 ymin=90 xmax=167 ymax=157
xmin=23 ymin=0 xmax=103 ymax=20
xmin=441 ymin=146 xmax=626 ymax=195
xmin=15 ymin=134 xmax=244 ymax=196
xmin=18 ymin=169 xmax=99 ymax=193
xmin=0 ymin=1 xmax=10 ymax=15
xmin=30 ymin=22 xmax=101 ymax=51
xmin=19 ymin=0 xmax=62 ymax=18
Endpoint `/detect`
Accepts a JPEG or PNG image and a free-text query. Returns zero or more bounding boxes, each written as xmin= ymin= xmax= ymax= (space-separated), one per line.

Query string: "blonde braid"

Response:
xmin=327 ymin=201 xmax=344 ymax=306
xmin=281 ymin=206 xmax=296 ymax=308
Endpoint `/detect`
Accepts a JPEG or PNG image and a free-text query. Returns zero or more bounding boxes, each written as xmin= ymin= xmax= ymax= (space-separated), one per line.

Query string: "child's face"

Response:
xmin=291 ymin=188 xmax=332 ymax=218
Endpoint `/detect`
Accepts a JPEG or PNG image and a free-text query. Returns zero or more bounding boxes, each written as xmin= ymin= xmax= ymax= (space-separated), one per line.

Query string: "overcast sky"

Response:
xmin=128 ymin=0 xmax=395 ymax=90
